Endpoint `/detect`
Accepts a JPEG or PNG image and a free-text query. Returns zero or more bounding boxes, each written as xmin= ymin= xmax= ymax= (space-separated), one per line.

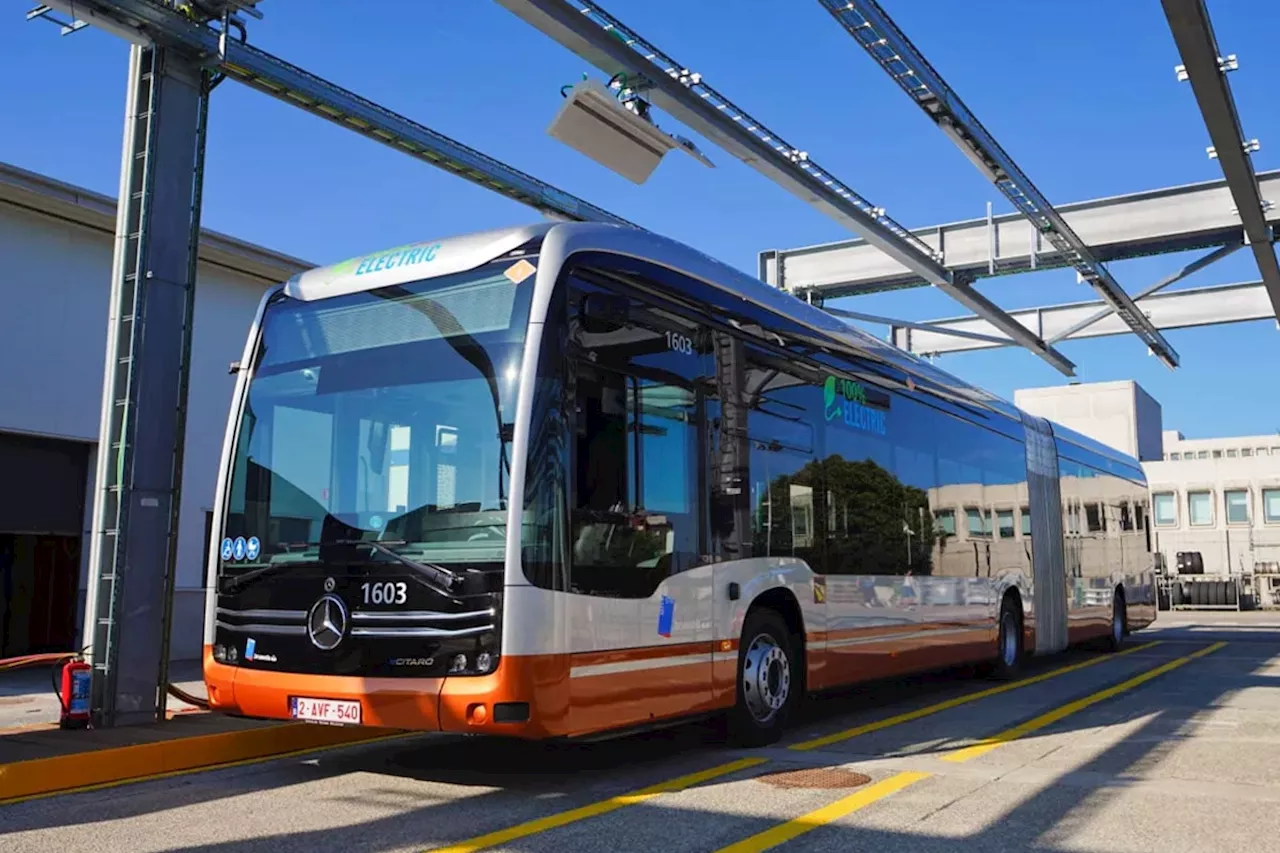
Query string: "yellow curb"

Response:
xmin=0 ymin=721 xmax=406 ymax=804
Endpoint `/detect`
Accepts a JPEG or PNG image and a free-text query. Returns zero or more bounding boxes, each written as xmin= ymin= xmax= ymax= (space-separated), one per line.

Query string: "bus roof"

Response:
xmin=283 ymin=222 xmax=1144 ymax=472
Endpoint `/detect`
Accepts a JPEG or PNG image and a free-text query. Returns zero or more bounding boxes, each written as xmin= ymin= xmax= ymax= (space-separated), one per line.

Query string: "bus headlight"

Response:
xmin=476 ymin=651 xmax=493 ymax=673
xmin=213 ymin=643 xmax=228 ymax=663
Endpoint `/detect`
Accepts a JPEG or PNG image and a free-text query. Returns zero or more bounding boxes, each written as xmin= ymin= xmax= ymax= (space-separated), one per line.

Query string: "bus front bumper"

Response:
xmin=202 ymin=646 xmax=563 ymax=737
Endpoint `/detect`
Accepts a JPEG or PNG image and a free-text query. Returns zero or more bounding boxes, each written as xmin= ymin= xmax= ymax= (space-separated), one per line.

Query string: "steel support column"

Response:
xmin=83 ymin=43 xmax=209 ymax=726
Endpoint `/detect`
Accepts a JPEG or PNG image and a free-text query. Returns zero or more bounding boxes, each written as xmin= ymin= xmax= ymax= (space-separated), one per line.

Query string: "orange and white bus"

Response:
xmin=203 ymin=222 xmax=1157 ymax=745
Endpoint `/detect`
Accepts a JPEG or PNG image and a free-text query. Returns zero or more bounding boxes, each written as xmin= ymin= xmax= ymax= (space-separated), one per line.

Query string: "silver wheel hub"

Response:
xmin=742 ymin=633 xmax=790 ymax=724
xmin=1001 ymin=612 xmax=1018 ymax=667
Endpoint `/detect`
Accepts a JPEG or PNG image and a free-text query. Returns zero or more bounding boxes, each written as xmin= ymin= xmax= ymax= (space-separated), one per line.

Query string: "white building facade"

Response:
xmin=0 ymin=161 xmax=309 ymax=661
xmin=1144 ymin=431 xmax=1280 ymax=576
xmin=1017 ymin=380 xmax=1280 ymax=578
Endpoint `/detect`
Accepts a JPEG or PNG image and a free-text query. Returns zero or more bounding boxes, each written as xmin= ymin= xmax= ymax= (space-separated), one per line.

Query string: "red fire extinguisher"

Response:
xmin=59 ymin=658 xmax=92 ymax=729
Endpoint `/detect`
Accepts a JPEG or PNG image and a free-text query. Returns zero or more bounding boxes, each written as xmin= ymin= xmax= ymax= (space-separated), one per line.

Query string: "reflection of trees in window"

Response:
xmin=755 ymin=454 xmax=936 ymax=576
xmin=823 ymin=455 xmax=935 ymax=576
xmin=751 ymin=447 xmax=820 ymax=568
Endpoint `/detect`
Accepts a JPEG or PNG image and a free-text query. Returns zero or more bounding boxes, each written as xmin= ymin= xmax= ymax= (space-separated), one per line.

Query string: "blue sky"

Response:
xmin=3 ymin=1 xmax=1278 ymax=440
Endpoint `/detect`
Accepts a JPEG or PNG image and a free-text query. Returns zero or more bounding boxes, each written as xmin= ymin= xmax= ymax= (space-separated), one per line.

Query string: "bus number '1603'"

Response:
xmin=361 ymin=581 xmax=407 ymax=605
xmin=664 ymin=331 xmax=694 ymax=355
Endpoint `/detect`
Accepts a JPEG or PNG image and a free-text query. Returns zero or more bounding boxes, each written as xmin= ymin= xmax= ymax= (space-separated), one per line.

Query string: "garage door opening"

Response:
xmin=0 ymin=431 xmax=89 ymax=659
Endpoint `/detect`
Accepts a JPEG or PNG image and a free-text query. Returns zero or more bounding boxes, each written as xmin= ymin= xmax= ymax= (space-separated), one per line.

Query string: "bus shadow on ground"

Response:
xmin=1 ymin=623 xmax=1271 ymax=848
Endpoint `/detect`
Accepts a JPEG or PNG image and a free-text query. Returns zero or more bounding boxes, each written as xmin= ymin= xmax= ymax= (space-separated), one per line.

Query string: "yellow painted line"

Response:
xmin=712 ymin=639 xmax=1224 ymax=852
xmin=713 ymin=770 xmax=931 ymax=853
xmin=944 ymin=640 xmax=1226 ymax=763
xmin=790 ymin=640 xmax=1162 ymax=751
xmin=422 ymin=757 xmax=767 ymax=853
xmin=0 ymin=722 xmax=411 ymax=805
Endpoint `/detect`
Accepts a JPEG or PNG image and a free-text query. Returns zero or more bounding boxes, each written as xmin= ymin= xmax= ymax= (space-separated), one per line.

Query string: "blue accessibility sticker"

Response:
xmin=220 ymin=538 xmax=234 ymax=561
xmin=657 ymin=595 xmax=675 ymax=638
xmin=245 ymin=536 xmax=261 ymax=561
xmin=232 ymin=537 xmax=247 ymax=561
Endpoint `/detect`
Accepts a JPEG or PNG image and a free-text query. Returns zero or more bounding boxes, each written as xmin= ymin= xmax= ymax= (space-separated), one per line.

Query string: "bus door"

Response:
xmin=564 ymin=270 xmax=715 ymax=732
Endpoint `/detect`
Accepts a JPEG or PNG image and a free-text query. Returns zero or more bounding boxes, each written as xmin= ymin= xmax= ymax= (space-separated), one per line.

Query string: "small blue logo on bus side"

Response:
xmin=220 ymin=538 xmax=234 ymax=561
xmin=245 ymin=537 xmax=261 ymax=561
xmin=245 ymin=638 xmax=257 ymax=661
xmin=657 ymin=596 xmax=675 ymax=638
xmin=233 ymin=537 xmax=247 ymax=561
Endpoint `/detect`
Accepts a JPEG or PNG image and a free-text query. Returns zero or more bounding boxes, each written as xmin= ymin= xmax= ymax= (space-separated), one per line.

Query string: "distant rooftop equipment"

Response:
xmin=547 ymin=78 xmax=713 ymax=184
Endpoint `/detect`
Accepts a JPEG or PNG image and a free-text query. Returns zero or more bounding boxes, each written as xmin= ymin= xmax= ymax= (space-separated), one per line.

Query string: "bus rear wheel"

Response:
xmin=991 ymin=596 xmax=1023 ymax=680
xmin=1105 ymin=589 xmax=1126 ymax=652
xmin=727 ymin=608 xmax=796 ymax=747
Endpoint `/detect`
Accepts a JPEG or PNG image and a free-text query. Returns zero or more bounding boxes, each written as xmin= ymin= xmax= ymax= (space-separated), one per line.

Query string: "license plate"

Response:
xmin=289 ymin=696 xmax=362 ymax=725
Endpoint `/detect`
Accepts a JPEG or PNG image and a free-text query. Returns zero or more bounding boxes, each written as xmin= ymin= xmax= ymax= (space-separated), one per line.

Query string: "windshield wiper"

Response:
xmin=220 ymin=560 xmax=316 ymax=595
xmin=333 ymin=539 xmax=464 ymax=596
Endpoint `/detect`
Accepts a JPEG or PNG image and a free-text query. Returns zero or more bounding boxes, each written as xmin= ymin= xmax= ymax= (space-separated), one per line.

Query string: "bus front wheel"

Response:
xmin=728 ymin=608 xmax=796 ymax=747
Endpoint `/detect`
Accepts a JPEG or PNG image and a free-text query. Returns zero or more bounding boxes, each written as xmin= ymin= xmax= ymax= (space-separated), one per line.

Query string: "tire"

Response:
xmin=727 ymin=608 xmax=797 ymax=747
xmin=1104 ymin=589 xmax=1125 ymax=652
xmin=991 ymin=595 xmax=1023 ymax=680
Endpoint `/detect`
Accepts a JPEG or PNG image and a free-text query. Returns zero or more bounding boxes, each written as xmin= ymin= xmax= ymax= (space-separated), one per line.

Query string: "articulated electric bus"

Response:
xmin=203 ymin=222 xmax=1157 ymax=745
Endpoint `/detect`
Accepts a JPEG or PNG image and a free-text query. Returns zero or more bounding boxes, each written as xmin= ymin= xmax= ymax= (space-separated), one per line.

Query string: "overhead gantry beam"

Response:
xmin=888 ymin=280 xmax=1273 ymax=356
xmin=815 ymin=0 xmax=1179 ymax=369
xmin=495 ymin=0 xmax=1076 ymax=376
xmin=761 ymin=170 xmax=1280 ymax=297
xmin=1161 ymin=0 xmax=1280 ymax=321
xmin=40 ymin=0 xmax=631 ymax=226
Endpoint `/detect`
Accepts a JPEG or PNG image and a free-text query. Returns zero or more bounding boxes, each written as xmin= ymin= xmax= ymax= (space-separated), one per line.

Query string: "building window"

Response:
xmin=1188 ymin=491 xmax=1213 ymax=526
xmin=997 ymin=509 xmax=1015 ymax=539
xmin=1264 ymin=489 xmax=1280 ymax=524
xmin=1170 ymin=452 xmax=1181 ymax=461
xmin=1021 ymin=507 xmax=1031 ymax=537
xmin=1197 ymin=451 xmax=1209 ymax=459
xmin=1153 ymin=492 xmax=1177 ymax=527
xmin=1227 ymin=449 xmax=1238 ymax=458
xmin=1243 ymin=448 xmax=1254 ymax=458
xmin=1258 ymin=448 xmax=1269 ymax=456
xmin=935 ymin=509 xmax=956 ymax=537
xmin=966 ymin=507 xmax=989 ymax=537
xmin=1212 ymin=450 xmax=1223 ymax=459
xmin=1225 ymin=490 xmax=1249 ymax=524
xmin=1272 ymin=447 xmax=1280 ymax=455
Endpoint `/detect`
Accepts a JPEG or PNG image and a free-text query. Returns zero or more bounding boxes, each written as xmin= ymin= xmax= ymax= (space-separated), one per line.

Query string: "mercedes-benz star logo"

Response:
xmin=307 ymin=593 xmax=348 ymax=651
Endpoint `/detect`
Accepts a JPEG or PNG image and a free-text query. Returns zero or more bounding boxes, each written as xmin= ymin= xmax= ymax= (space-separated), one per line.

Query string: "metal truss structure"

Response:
xmin=495 ymin=0 xmax=1077 ymax=376
xmin=765 ymin=0 xmax=1279 ymax=362
xmin=812 ymin=0 xmax=1179 ymax=369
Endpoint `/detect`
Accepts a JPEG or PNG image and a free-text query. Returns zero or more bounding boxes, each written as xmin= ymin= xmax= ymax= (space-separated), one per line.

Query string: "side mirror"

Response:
xmin=581 ymin=292 xmax=629 ymax=334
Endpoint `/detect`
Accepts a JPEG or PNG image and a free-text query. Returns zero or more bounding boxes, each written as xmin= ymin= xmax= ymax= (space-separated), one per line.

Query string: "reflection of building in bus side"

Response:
xmin=776 ymin=452 xmax=1149 ymax=605
xmin=928 ymin=474 xmax=1150 ymax=610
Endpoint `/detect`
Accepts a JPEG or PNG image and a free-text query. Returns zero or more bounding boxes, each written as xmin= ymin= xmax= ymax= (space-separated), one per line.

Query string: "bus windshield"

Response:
xmin=220 ymin=259 xmax=535 ymax=572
